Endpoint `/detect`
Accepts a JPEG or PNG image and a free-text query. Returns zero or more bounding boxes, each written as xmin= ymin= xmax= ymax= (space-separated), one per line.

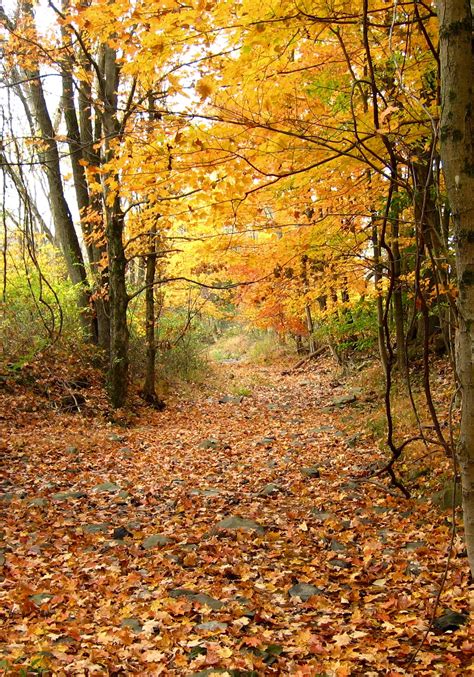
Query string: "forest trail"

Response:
xmin=1 ymin=360 xmax=472 ymax=675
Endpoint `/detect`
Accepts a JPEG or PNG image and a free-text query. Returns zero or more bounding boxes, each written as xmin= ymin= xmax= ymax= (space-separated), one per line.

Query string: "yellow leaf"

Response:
xmin=196 ymin=76 xmax=214 ymax=100
xmin=218 ymin=646 xmax=233 ymax=658
xmin=332 ymin=633 xmax=352 ymax=647
xmin=143 ymin=649 xmax=166 ymax=662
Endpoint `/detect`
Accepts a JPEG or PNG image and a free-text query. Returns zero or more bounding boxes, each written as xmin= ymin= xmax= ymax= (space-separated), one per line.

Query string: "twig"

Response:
xmin=405 ymin=386 xmax=460 ymax=667
xmin=351 ymin=477 xmax=403 ymax=498
xmin=281 ymin=346 xmax=328 ymax=374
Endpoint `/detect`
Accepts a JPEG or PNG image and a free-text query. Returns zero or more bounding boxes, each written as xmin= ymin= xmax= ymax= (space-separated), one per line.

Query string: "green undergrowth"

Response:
xmin=1 ymin=266 xmax=87 ymax=368
xmin=334 ymin=355 xmax=457 ymax=503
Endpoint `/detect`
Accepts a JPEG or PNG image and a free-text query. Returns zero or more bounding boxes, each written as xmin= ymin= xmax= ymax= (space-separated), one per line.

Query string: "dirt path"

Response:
xmin=0 ymin=362 xmax=472 ymax=675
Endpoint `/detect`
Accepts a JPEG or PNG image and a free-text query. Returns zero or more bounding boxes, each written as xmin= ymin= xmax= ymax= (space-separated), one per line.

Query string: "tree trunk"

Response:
xmin=65 ymin=19 xmax=111 ymax=351
xmin=413 ymin=159 xmax=454 ymax=357
xmin=61 ymin=66 xmax=91 ymax=250
xmin=438 ymin=0 xmax=474 ymax=577
xmin=143 ymin=232 xmax=157 ymax=399
xmin=61 ymin=50 xmax=113 ymax=348
xmin=372 ymin=222 xmax=388 ymax=375
xmin=10 ymin=1 xmax=92 ymax=335
xmin=391 ymin=215 xmax=407 ymax=374
xmin=28 ymin=80 xmax=84 ymax=287
xmin=27 ymin=71 xmax=93 ymax=331
xmin=305 ymin=303 xmax=316 ymax=353
xmin=106 ymin=199 xmax=129 ymax=408
xmin=102 ymin=44 xmax=129 ymax=407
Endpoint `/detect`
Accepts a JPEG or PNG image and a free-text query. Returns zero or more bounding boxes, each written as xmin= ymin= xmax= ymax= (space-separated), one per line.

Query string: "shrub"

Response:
xmin=314 ymin=298 xmax=378 ymax=358
xmin=128 ymin=307 xmax=209 ymax=385
xmin=1 ymin=263 xmax=86 ymax=368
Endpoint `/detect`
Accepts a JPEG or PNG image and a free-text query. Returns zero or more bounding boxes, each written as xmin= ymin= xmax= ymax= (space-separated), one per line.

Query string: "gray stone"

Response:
xmin=289 ymin=583 xmax=324 ymax=601
xmin=331 ymin=394 xmax=357 ymax=406
xmin=328 ymin=558 xmax=352 ymax=569
xmin=372 ymin=506 xmax=391 ymax=514
xmin=190 ymin=488 xmax=221 ymax=497
xmin=256 ymin=436 xmax=276 ymax=446
xmin=259 ymin=483 xmax=281 ymax=496
xmin=116 ymin=490 xmax=130 ymax=500
xmin=217 ymin=516 xmax=265 ymax=534
xmin=199 ymin=438 xmax=219 ymax=449
xmin=169 ymin=589 xmax=223 ymax=610
xmin=83 ymin=523 xmax=110 ymax=534
xmin=30 ymin=592 xmax=53 ymax=605
xmin=108 ymin=434 xmax=125 ymax=442
xmin=300 ymin=466 xmax=320 ymax=478
xmin=404 ymin=541 xmax=426 ymax=551
xmin=113 ymin=526 xmax=132 ymax=540
xmin=432 ymin=483 xmax=462 ymax=510
xmin=311 ymin=509 xmax=333 ymax=521
xmin=126 ymin=520 xmax=141 ymax=530
xmin=191 ymin=593 xmax=224 ymax=610
xmin=202 ymin=488 xmax=221 ymax=497
xmin=52 ymin=490 xmax=87 ymax=500
xmin=219 ymin=395 xmax=242 ymax=404
xmin=405 ymin=562 xmax=421 ymax=576
xmin=195 ymin=621 xmax=228 ymax=632
xmin=28 ymin=498 xmax=48 ymax=507
xmin=94 ymin=482 xmax=121 ymax=493
xmin=433 ymin=610 xmax=468 ymax=632
xmin=120 ymin=618 xmax=142 ymax=633
xmin=330 ymin=540 xmax=346 ymax=552
xmin=142 ymin=534 xmax=172 ymax=549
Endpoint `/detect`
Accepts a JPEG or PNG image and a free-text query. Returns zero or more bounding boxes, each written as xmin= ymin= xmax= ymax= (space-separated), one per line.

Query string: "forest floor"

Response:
xmin=0 ymin=355 xmax=473 ymax=676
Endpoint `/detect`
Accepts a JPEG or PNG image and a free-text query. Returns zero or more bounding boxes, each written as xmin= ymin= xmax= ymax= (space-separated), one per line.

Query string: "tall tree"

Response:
xmin=438 ymin=0 xmax=474 ymax=576
xmin=0 ymin=0 xmax=92 ymax=333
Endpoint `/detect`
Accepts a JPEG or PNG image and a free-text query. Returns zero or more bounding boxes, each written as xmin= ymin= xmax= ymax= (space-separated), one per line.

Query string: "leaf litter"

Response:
xmin=0 ymin=359 xmax=472 ymax=675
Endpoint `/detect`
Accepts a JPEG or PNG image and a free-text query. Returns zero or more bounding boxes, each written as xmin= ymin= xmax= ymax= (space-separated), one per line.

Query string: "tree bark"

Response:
xmin=27 ymin=71 xmax=94 ymax=332
xmin=61 ymin=39 xmax=111 ymax=348
xmin=77 ymin=57 xmax=111 ymax=351
xmin=305 ymin=303 xmax=316 ymax=353
xmin=101 ymin=44 xmax=129 ymax=407
xmin=438 ymin=0 xmax=474 ymax=576
xmin=413 ymin=159 xmax=454 ymax=356
xmin=390 ymin=213 xmax=407 ymax=374
xmin=106 ymin=199 xmax=129 ymax=408
xmin=143 ymin=231 xmax=158 ymax=400
xmin=372 ymin=221 xmax=389 ymax=376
